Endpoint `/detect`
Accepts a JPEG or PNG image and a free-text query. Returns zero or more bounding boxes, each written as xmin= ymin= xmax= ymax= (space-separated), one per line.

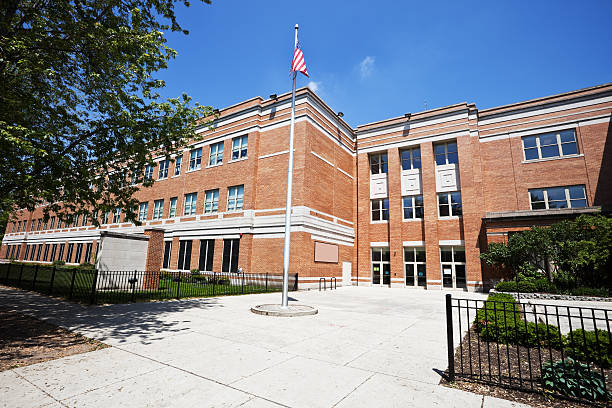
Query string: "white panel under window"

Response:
xmin=370 ymin=173 xmax=388 ymax=199
xmin=436 ymin=163 xmax=460 ymax=192
xmin=401 ymin=168 xmax=422 ymax=196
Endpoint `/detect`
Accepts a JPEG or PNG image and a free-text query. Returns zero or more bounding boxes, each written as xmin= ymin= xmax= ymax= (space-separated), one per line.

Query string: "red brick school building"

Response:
xmin=2 ymin=83 xmax=611 ymax=290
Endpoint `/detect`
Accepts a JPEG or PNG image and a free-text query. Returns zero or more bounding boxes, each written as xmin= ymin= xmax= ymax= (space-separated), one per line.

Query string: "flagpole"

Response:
xmin=281 ymin=24 xmax=299 ymax=308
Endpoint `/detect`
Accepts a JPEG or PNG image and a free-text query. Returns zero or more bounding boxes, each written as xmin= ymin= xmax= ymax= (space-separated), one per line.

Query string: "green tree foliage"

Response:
xmin=481 ymin=215 xmax=612 ymax=289
xmin=0 ymin=0 xmax=213 ymax=224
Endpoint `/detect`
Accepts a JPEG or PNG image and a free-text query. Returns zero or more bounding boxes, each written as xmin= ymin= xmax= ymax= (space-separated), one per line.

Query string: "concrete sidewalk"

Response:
xmin=0 ymin=285 xmax=529 ymax=408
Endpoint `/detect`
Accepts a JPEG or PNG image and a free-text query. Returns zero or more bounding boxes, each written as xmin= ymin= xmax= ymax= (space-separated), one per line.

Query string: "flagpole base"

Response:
xmin=251 ymin=304 xmax=318 ymax=317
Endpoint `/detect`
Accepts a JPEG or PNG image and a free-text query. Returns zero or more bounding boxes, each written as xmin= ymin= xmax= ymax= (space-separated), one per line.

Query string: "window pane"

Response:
xmin=414 ymin=207 xmax=424 ymax=218
xmin=415 ymin=250 xmax=426 ymax=262
xmin=567 ymin=185 xmax=585 ymax=199
xmin=530 ymin=189 xmax=544 ymax=202
xmin=435 ymin=154 xmax=446 ymax=166
xmin=372 ymin=209 xmax=380 ymax=221
xmin=531 ymin=202 xmax=546 ymax=210
xmin=451 ymin=203 xmax=462 ymax=216
xmin=438 ymin=194 xmax=449 ymax=205
xmin=447 ymin=152 xmax=458 ymax=164
xmin=455 ymin=265 xmax=466 ymax=288
xmin=524 ymin=148 xmax=539 ymax=160
xmin=441 ymin=249 xmax=452 ymax=262
xmin=570 ymin=199 xmax=587 ymax=208
xmin=439 ymin=205 xmax=449 ymax=217
xmin=540 ymin=145 xmax=560 ymax=158
xmin=381 ymin=249 xmax=390 ymax=262
xmin=561 ymin=142 xmax=577 ymax=155
xmin=400 ymin=151 xmax=411 ymax=170
xmin=522 ymin=136 xmax=537 ymax=148
xmin=546 ymin=187 xmax=565 ymax=201
xmin=446 ymin=142 xmax=457 ymax=153
xmin=539 ymin=133 xmax=557 ymax=146
xmin=559 ymin=130 xmax=576 ymax=143
xmin=371 ymin=200 xmax=380 ymax=211
xmin=372 ymin=249 xmax=381 ymax=262
xmin=403 ymin=207 xmax=413 ymax=219
xmin=454 ymin=249 xmax=466 ymax=263
xmin=434 ymin=144 xmax=446 ymax=155
xmin=450 ymin=192 xmax=461 ymax=205
xmin=404 ymin=248 xmax=415 ymax=262
xmin=405 ymin=264 xmax=415 ymax=285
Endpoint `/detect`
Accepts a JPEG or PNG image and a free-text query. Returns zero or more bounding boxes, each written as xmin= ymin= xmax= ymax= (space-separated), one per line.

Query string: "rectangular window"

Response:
xmin=112 ymin=208 xmax=121 ymax=223
xmin=177 ymin=240 xmax=192 ymax=270
xmin=189 ymin=147 xmax=202 ymax=171
xmin=49 ymin=216 xmax=56 ymax=229
xmin=37 ymin=219 xmax=42 ymax=230
xmin=158 ymin=159 xmax=169 ymax=179
xmin=9 ymin=245 xmax=15 ymax=259
xmin=81 ymin=214 xmax=88 ymax=226
xmin=42 ymin=219 xmax=47 ymax=230
xmin=24 ymin=245 xmax=30 ymax=260
xmin=434 ymin=141 xmax=458 ymax=165
xmin=222 ymin=239 xmax=240 ymax=272
xmin=209 ymin=141 xmax=224 ymax=166
xmin=50 ymin=244 xmax=57 ymax=262
xmin=199 ymin=239 xmax=215 ymax=271
xmin=400 ymin=148 xmax=421 ymax=170
xmin=66 ymin=243 xmax=74 ymax=263
xmin=231 ymin=135 xmax=248 ymax=160
xmin=402 ymin=195 xmax=424 ymax=220
xmin=441 ymin=246 xmax=466 ymax=289
xmin=36 ymin=244 xmax=43 ymax=261
xmin=162 ymin=241 xmax=172 ymax=269
xmin=102 ymin=211 xmax=110 ymax=224
xmin=144 ymin=164 xmax=154 ymax=180
xmin=227 ymin=185 xmax=244 ymax=211
xmin=404 ymin=247 xmax=427 ymax=287
xmin=371 ymin=198 xmax=389 ymax=221
xmin=370 ymin=152 xmax=388 ymax=174
xmin=14 ymin=245 xmax=20 ymax=260
xmin=438 ymin=191 xmax=462 ymax=217
xmin=184 ymin=193 xmax=197 ymax=215
xmin=522 ymin=129 xmax=578 ymax=161
xmin=84 ymin=243 xmax=92 ymax=264
xmin=529 ymin=185 xmax=587 ymax=210
xmin=153 ymin=199 xmax=164 ymax=220
xmin=29 ymin=244 xmax=36 ymax=261
xmin=74 ymin=243 xmax=83 ymax=264
xmin=92 ymin=211 xmax=99 ymax=225
xmin=138 ymin=202 xmax=148 ymax=222
xmin=174 ymin=155 xmax=182 ymax=176
xmin=169 ymin=197 xmax=177 ymax=218
xmin=204 ymin=189 xmax=219 ymax=213
xmin=43 ymin=244 xmax=50 ymax=261
xmin=58 ymin=244 xmax=65 ymax=261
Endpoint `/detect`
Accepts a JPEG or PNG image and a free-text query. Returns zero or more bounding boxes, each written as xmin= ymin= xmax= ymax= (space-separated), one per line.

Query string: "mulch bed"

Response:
xmin=440 ymin=328 xmax=611 ymax=407
xmin=0 ymin=310 xmax=108 ymax=371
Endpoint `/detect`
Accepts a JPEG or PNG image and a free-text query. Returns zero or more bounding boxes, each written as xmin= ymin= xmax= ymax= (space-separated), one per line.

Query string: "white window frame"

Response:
xmin=205 ymin=189 xmax=219 ymax=213
xmin=369 ymin=152 xmax=388 ymax=174
xmin=189 ymin=148 xmax=202 ymax=171
xmin=402 ymin=195 xmax=424 ymax=220
xmin=522 ymin=129 xmax=579 ymax=161
xmin=144 ymin=165 xmax=154 ymax=180
xmin=400 ymin=148 xmax=421 ymax=170
xmin=440 ymin=246 xmax=466 ymax=289
xmin=529 ymin=185 xmax=587 ymax=210
xmin=153 ymin=199 xmax=164 ymax=220
xmin=209 ymin=142 xmax=224 ymax=166
xmin=174 ymin=156 xmax=182 ymax=176
xmin=138 ymin=202 xmax=148 ymax=221
xmin=169 ymin=197 xmax=177 ymax=218
xmin=227 ymin=185 xmax=244 ymax=211
xmin=49 ymin=216 xmax=56 ymax=229
xmin=434 ymin=141 xmax=459 ymax=166
xmin=184 ymin=193 xmax=197 ymax=215
xmin=438 ymin=191 xmax=462 ymax=218
xmin=231 ymin=135 xmax=248 ymax=160
xmin=112 ymin=208 xmax=121 ymax=224
xmin=371 ymin=198 xmax=389 ymax=222
xmin=158 ymin=159 xmax=169 ymax=179
xmin=404 ymin=246 xmax=427 ymax=287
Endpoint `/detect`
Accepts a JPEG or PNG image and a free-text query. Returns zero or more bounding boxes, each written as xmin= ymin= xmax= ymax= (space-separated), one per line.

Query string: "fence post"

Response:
xmin=265 ymin=273 xmax=268 ymax=292
xmin=131 ymin=270 xmax=137 ymax=302
xmin=5 ymin=262 xmax=11 ymax=284
xmin=212 ymin=272 xmax=216 ymax=296
xmin=68 ymin=269 xmax=77 ymax=300
xmin=90 ymin=269 xmax=99 ymax=305
xmin=445 ymin=294 xmax=455 ymax=382
xmin=18 ymin=263 xmax=24 ymax=287
xmin=176 ymin=273 xmax=181 ymax=299
xmin=241 ymin=271 xmax=245 ymax=294
xmin=49 ymin=265 xmax=56 ymax=295
xmin=32 ymin=264 xmax=39 ymax=290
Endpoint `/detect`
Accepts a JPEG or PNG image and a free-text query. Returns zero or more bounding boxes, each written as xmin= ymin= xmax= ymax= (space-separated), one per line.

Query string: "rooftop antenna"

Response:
xmin=424 ymin=100 xmax=428 ymax=111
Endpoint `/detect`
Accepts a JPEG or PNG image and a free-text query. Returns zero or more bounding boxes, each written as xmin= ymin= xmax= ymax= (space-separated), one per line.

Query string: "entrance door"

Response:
xmin=342 ymin=262 xmax=352 ymax=286
xmin=440 ymin=246 xmax=467 ymax=289
xmin=371 ymin=247 xmax=391 ymax=286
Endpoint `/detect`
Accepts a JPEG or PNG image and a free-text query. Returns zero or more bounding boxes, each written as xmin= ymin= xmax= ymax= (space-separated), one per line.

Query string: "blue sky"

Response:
xmin=159 ymin=1 xmax=612 ymax=127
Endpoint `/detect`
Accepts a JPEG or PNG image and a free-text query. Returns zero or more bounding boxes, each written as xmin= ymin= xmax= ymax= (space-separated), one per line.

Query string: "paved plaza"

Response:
xmin=0 ymin=285 xmax=532 ymax=408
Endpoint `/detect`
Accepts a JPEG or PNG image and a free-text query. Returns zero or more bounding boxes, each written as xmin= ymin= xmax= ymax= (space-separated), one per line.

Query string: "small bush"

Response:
xmin=542 ymin=358 xmax=609 ymax=401
xmin=190 ymin=268 xmax=200 ymax=276
xmin=52 ymin=260 xmax=66 ymax=266
xmin=569 ymin=287 xmax=610 ymax=298
xmin=565 ymin=329 xmax=612 ymax=369
xmin=534 ymin=278 xmax=557 ymax=293
xmin=495 ymin=280 xmax=537 ymax=293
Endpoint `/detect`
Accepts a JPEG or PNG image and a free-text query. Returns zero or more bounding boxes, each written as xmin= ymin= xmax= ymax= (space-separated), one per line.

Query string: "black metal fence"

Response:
xmin=445 ymin=294 xmax=612 ymax=406
xmin=0 ymin=262 xmax=298 ymax=304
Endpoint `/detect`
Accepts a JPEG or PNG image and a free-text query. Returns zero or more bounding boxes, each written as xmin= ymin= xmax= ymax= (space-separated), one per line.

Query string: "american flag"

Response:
xmin=291 ymin=43 xmax=309 ymax=77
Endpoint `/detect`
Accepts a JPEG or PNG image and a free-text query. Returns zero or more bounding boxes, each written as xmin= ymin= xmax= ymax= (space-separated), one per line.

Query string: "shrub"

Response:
xmin=565 ymin=329 xmax=612 ymax=369
xmin=569 ymin=287 xmax=610 ymax=298
xmin=52 ymin=260 xmax=66 ymax=266
xmin=534 ymin=278 xmax=557 ymax=293
xmin=190 ymin=268 xmax=201 ymax=276
xmin=495 ymin=280 xmax=537 ymax=293
xmin=475 ymin=293 xmax=563 ymax=348
xmin=542 ymin=358 xmax=609 ymax=402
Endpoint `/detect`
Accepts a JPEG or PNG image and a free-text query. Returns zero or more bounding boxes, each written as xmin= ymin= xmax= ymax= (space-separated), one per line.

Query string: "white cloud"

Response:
xmin=359 ymin=56 xmax=375 ymax=79
xmin=307 ymin=81 xmax=321 ymax=93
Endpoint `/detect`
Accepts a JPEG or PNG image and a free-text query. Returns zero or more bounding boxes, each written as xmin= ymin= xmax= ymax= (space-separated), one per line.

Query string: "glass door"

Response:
xmin=440 ymin=246 xmax=466 ymax=289
xmin=371 ymin=247 xmax=390 ymax=286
